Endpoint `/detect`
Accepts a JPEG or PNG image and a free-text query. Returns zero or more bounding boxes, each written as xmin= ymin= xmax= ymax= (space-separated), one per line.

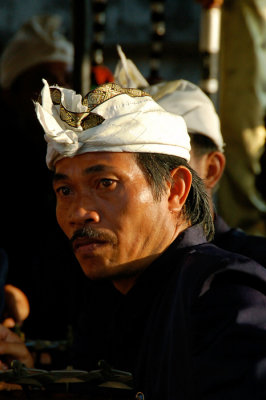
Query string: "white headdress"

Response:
xmin=114 ymin=45 xmax=149 ymax=89
xmin=35 ymin=80 xmax=190 ymax=170
xmin=0 ymin=15 xmax=73 ymax=89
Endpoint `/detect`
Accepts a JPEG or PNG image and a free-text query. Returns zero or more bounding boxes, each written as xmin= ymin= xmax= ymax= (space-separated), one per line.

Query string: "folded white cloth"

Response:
xmin=0 ymin=15 xmax=73 ymax=89
xmin=114 ymin=45 xmax=149 ymax=89
xmin=35 ymin=80 xmax=191 ymax=169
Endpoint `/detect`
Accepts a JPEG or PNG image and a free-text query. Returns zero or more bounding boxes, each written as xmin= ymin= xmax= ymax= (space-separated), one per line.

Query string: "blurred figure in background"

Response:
xmin=0 ymin=14 xmax=73 ymax=142
xmin=197 ymin=0 xmax=266 ymax=236
xmin=0 ymin=15 xmax=83 ymax=346
xmin=147 ymin=79 xmax=266 ymax=266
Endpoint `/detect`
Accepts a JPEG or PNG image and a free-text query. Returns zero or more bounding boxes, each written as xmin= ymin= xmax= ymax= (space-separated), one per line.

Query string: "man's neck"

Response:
xmin=111 ymin=221 xmax=191 ymax=295
xmin=112 ymin=275 xmax=140 ymax=295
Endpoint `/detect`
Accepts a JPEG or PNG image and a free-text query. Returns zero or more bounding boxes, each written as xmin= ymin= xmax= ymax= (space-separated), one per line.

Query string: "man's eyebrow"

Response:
xmin=53 ymin=165 xmax=110 ymax=182
xmin=53 ymin=173 xmax=68 ymax=183
xmin=84 ymin=164 xmax=109 ymax=174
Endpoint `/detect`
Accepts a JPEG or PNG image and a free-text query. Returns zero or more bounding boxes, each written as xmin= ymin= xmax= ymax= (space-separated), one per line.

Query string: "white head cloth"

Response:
xmin=35 ymin=80 xmax=190 ymax=170
xmin=114 ymin=45 xmax=149 ymax=89
xmin=146 ymin=80 xmax=225 ymax=151
xmin=0 ymin=15 xmax=73 ymax=89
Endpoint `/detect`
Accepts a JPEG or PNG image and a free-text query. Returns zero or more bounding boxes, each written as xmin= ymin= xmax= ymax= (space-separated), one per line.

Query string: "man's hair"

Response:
xmin=189 ymin=133 xmax=218 ymax=158
xmin=135 ymin=152 xmax=214 ymax=241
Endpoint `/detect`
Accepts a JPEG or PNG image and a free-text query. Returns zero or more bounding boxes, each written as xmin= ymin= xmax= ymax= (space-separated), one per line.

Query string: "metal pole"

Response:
xmin=199 ymin=4 xmax=222 ymax=107
xmin=149 ymin=0 xmax=166 ymax=84
xmin=71 ymin=0 xmax=90 ymax=95
xmin=91 ymin=0 xmax=108 ymax=67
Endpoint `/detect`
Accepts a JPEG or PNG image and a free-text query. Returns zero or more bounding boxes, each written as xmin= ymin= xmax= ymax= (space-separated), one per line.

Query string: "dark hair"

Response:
xmin=135 ymin=153 xmax=214 ymax=241
xmin=189 ymin=133 xmax=218 ymax=158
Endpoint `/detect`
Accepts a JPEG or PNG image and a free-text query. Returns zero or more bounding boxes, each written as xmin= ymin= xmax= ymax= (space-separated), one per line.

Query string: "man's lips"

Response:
xmin=72 ymin=237 xmax=108 ymax=252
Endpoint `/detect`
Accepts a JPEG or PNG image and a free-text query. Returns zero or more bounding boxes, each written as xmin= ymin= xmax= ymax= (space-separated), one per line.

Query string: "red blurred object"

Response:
xmin=91 ymin=65 xmax=114 ymax=88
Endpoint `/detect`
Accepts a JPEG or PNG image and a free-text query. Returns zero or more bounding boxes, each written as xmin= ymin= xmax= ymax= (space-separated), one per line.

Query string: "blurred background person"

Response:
xmin=146 ymin=78 xmax=266 ymax=266
xmin=0 ymin=14 xmax=84 ymax=349
xmin=197 ymin=0 xmax=266 ymax=236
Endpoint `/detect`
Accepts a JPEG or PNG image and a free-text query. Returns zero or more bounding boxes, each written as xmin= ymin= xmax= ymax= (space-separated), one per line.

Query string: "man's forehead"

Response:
xmin=54 ymin=151 xmax=137 ymax=174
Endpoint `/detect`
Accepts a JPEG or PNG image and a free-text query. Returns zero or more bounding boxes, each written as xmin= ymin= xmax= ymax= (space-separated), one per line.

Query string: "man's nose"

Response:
xmin=69 ymin=199 xmax=100 ymax=225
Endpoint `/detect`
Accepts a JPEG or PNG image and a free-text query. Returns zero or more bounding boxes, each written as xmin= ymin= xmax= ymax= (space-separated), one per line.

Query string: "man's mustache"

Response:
xmin=70 ymin=226 xmax=118 ymax=249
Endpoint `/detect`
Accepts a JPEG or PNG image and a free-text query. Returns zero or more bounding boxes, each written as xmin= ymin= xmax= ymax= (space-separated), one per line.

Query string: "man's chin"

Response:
xmin=78 ymin=258 xmax=115 ymax=281
xmin=80 ymin=265 xmax=108 ymax=281
xmin=77 ymin=255 xmax=147 ymax=283
xmin=79 ymin=261 xmax=133 ymax=282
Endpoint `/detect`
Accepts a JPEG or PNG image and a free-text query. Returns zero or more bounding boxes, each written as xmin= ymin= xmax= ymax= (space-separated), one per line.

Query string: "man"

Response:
xmin=1 ymin=81 xmax=266 ymax=399
xmin=146 ymin=79 xmax=266 ymax=267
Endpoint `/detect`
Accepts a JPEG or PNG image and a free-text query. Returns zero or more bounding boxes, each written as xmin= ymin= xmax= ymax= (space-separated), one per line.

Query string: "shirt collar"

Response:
xmin=213 ymin=214 xmax=231 ymax=238
xmin=172 ymin=224 xmax=207 ymax=249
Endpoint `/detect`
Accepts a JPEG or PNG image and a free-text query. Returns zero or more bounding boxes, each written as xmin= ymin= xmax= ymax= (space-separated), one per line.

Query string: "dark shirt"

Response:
xmin=71 ymin=224 xmax=266 ymax=399
xmin=213 ymin=214 xmax=266 ymax=267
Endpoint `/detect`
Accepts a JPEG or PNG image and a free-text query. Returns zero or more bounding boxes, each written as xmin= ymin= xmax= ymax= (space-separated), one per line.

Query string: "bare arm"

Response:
xmin=2 ymin=284 xmax=30 ymax=328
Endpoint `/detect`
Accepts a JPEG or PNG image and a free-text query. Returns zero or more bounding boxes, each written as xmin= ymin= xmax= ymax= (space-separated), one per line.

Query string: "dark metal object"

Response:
xmin=0 ymin=360 xmax=133 ymax=390
xmin=91 ymin=0 xmax=108 ymax=66
xmin=199 ymin=6 xmax=222 ymax=107
xmin=149 ymin=0 xmax=166 ymax=84
xmin=71 ymin=0 xmax=90 ymax=95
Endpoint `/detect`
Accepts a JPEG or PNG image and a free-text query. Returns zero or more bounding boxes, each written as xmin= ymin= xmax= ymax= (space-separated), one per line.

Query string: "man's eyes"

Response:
xmin=55 ymin=179 xmax=117 ymax=195
xmin=97 ymin=178 xmax=117 ymax=189
xmin=55 ymin=186 xmax=71 ymax=196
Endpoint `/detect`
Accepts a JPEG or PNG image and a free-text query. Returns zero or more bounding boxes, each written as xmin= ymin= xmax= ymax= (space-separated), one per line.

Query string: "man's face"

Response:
xmin=53 ymin=152 xmax=175 ymax=285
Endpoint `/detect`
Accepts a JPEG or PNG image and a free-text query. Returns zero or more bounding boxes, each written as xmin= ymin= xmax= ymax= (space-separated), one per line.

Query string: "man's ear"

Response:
xmin=168 ymin=166 xmax=192 ymax=213
xmin=204 ymin=151 xmax=226 ymax=189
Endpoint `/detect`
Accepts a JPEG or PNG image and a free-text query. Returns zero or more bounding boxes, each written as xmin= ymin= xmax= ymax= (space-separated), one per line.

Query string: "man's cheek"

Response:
xmin=56 ymin=210 xmax=68 ymax=235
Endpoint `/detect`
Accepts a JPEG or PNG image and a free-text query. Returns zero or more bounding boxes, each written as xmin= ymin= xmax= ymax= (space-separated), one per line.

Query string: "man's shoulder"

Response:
xmin=168 ymin=224 xmax=266 ymax=286
xmin=175 ymin=241 xmax=266 ymax=306
xmin=183 ymin=240 xmax=266 ymax=280
xmin=181 ymin=239 xmax=257 ymax=267
xmin=213 ymin=215 xmax=266 ymax=267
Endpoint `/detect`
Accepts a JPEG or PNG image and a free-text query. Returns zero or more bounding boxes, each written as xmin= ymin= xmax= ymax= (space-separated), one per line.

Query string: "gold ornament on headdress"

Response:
xmin=48 ymin=83 xmax=150 ymax=130
xmin=82 ymin=82 xmax=150 ymax=109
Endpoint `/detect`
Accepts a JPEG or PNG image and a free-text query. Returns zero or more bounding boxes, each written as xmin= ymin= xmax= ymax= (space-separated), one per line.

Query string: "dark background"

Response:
xmin=0 ymin=0 xmax=203 ymax=85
